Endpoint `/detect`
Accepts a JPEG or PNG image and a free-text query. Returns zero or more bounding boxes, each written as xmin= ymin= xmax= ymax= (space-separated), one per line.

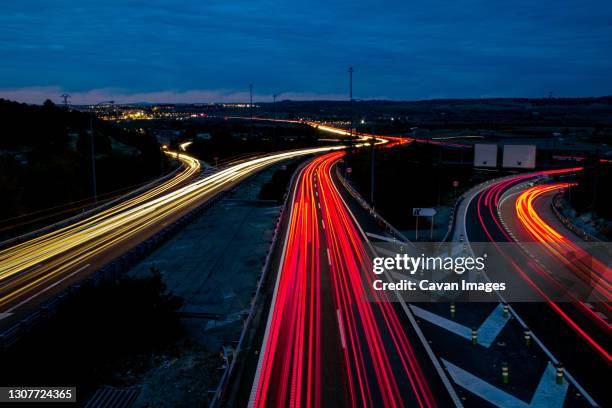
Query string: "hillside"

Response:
xmin=0 ymin=99 xmax=167 ymax=235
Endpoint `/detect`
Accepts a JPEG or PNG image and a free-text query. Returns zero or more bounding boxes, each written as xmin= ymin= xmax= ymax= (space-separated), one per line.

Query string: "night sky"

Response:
xmin=1 ymin=0 xmax=611 ymax=104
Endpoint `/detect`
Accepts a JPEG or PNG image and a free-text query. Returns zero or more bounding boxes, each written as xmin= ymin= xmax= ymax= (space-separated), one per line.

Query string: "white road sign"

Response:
xmin=474 ymin=144 xmax=498 ymax=167
xmin=503 ymin=144 xmax=536 ymax=168
xmin=413 ymin=208 xmax=437 ymax=217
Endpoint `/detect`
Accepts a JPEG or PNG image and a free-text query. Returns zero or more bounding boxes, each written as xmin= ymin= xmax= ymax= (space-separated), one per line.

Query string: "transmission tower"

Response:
xmin=60 ymin=93 xmax=70 ymax=108
xmin=249 ymin=84 xmax=254 ymax=138
xmin=349 ymin=67 xmax=354 ymax=138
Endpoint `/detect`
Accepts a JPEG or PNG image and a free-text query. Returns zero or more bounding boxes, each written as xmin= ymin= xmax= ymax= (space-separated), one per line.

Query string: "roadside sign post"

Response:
xmin=430 ymin=213 xmax=435 ymax=240
xmin=413 ymin=208 xmax=437 ymax=241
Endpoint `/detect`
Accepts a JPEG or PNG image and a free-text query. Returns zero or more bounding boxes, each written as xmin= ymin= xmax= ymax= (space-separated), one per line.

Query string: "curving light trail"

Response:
xmin=0 ymin=116 xmax=395 ymax=314
xmin=515 ymin=183 xmax=612 ymax=327
xmin=0 ymin=146 xmax=346 ymax=312
xmin=0 ymin=150 xmax=200 ymax=276
xmin=473 ymin=168 xmax=611 ymax=362
xmin=515 ymin=184 xmax=611 ymax=299
xmin=253 ymin=151 xmax=435 ymax=407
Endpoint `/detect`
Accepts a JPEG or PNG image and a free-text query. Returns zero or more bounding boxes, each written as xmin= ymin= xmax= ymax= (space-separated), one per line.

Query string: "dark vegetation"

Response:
xmin=566 ymin=160 xmax=611 ymax=220
xmin=0 ymin=99 xmax=167 ymax=231
xmin=344 ymin=143 xmax=481 ymax=230
xmin=258 ymin=97 xmax=612 ymax=130
xmin=347 ymin=141 xmax=612 ymax=237
xmin=0 ymin=268 xmax=183 ymax=403
xmin=125 ymin=118 xmax=324 ymax=164
xmin=258 ymin=160 xmax=303 ymax=201
xmin=562 ymin=160 xmax=612 ymax=238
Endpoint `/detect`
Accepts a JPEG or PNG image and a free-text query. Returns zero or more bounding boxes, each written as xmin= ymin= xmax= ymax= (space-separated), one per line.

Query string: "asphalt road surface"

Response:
xmin=251 ymin=151 xmax=450 ymax=407
xmin=463 ymin=169 xmax=610 ymax=404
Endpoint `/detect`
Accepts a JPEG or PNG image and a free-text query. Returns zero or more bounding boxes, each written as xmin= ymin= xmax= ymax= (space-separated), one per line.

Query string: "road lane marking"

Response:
xmin=365 ymin=232 xmax=396 ymax=243
xmin=410 ymin=304 xmax=509 ymax=348
xmin=249 ymin=162 xmax=305 ymax=406
xmin=443 ymin=359 xmax=568 ymax=408
xmin=337 ymin=309 xmax=346 ymax=349
xmin=461 ymin=177 xmax=598 ymax=407
xmin=0 ymin=312 xmax=14 ymax=321
xmin=332 ymin=170 xmax=464 ymax=407
xmin=5 ymin=263 xmax=90 ymax=313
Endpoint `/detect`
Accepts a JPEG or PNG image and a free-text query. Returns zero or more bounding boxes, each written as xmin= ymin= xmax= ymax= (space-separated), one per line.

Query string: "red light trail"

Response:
xmin=473 ymin=168 xmax=611 ymax=362
xmin=514 ymin=183 xmax=611 ymax=329
xmin=253 ymin=151 xmax=435 ymax=407
xmin=515 ymin=183 xmax=611 ymax=301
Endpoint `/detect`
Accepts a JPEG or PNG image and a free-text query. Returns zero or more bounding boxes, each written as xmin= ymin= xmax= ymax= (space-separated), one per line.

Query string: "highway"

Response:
xmin=251 ymin=150 xmax=445 ymax=407
xmin=0 ymin=146 xmax=347 ymax=325
xmin=462 ymin=168 xmax=611 ymax=403
xmin=224 ymin=115 xmax=451 ymax=146
xmin=3 ymin=114 xmax=608 ymax=405
xmin=514 ymin=183 xmax=611 ymax=307
xmin=212 ymin=120 xmax=606 ymax=406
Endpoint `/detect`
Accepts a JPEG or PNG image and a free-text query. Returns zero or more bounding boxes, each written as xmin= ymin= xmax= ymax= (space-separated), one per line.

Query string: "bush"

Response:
xmin=0 ymin=268 xmax=183 ymax=391
xmin=345 ymin=143 xmax=474 ymax=229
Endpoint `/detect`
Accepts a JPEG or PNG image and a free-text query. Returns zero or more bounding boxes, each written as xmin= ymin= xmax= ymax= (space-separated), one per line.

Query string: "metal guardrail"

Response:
xmin=0 ymin=161 xmax=184 ymax=250
xmin=0 ymin=189 xmax=226 ymax=352
xmin=0 ymin=157 xmax=308 ymax=408
xmin=335 ymin=166 xmax=467 ymax=249
xmin=209 ymin=159 xmax=308 ymax=408
xmin=551 ymin=194 xmax=601 ymax=242
xmin=440 ymin=195 xmax=464 ymax=244
xmin=335 ymin=167 xmax=414 ymax=245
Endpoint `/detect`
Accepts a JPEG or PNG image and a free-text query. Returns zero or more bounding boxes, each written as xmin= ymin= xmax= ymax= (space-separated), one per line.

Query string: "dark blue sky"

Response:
xmin=1 ymin=0 xmax=611 ymax=103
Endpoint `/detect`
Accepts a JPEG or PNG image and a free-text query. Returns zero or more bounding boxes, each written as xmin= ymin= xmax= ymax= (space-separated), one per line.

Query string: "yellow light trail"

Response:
xmin=179 ymin=141 xmax=193 ymax=151
xmin=515 ymin=183 xmax=611 ymax=301
xmin=0 ymin=146 xmax=347 ymax=311
xmin=0 ymin=150 xmax=200 ymax=270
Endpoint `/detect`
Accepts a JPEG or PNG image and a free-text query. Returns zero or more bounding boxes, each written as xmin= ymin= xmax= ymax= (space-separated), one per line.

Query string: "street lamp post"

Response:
xmin=370 ymin=136 xmax=375 ymax=208
xmin=273 ymin=94 xmax=278 ymax=139
xmin=348 ymin=67 xmax=354 ymax=138
xmin=249 ymin=84 xmax=253 ymax=139
xmin=89 ymin=100 xmax=114 ymax=204
xmin=273 ymin=94 xmax=277 ymax=120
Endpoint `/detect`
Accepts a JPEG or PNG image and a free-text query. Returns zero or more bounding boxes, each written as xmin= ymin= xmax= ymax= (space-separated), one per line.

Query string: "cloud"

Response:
xmin=1 ymin=1 xmax=611 ymax=99
xmin=0 ymin=86 xmax=349 ymax=105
